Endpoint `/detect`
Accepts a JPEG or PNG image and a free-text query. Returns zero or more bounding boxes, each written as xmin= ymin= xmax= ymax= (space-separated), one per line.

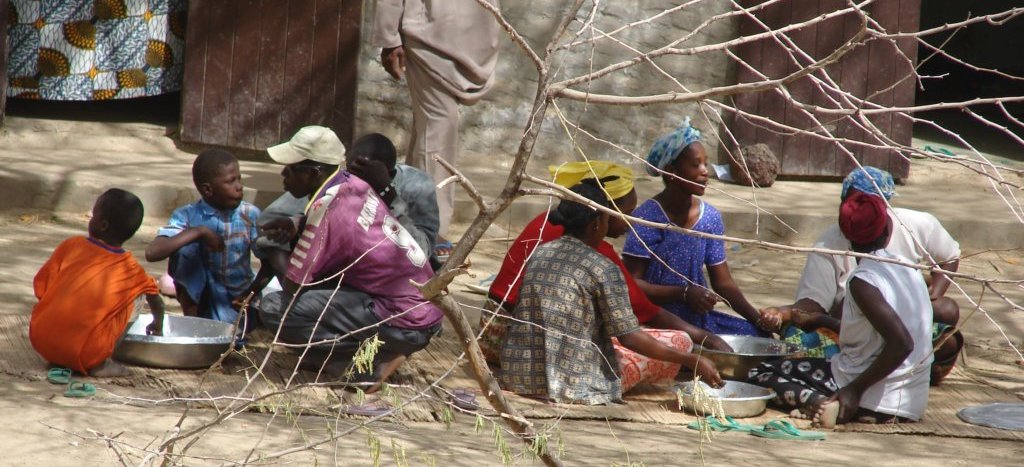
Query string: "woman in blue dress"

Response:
xmin=622 ymin=117 xmax=768 ymax=336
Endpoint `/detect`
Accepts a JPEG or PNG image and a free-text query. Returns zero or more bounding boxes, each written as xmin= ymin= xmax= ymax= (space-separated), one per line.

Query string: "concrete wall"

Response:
xmin=353 ymin=1 xmax=737 ymax=172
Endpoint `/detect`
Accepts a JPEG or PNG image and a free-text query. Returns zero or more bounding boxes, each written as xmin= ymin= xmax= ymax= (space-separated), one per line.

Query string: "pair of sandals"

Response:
xmin=46 ymin=367 xmax=97 ymax=398
xmin=687 ymin=416 xmax=826 ymax=441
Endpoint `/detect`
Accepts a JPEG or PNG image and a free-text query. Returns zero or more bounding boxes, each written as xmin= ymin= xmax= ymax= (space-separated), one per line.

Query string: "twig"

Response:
xmin=433 ymin=156 xmax=488 ymax=214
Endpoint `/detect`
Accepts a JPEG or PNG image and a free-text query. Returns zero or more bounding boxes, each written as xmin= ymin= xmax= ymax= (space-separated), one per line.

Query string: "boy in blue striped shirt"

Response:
xmin=146 ymin=149 xmax=261 ymax=325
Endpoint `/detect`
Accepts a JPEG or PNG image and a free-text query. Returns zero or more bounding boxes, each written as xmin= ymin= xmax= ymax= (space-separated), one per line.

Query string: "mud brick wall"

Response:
xmin=354 ymin=1 xmax=736 ymax=171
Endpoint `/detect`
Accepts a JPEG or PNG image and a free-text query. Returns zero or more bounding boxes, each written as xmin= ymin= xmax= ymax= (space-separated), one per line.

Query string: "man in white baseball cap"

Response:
xmin=266 ymin=125 xmax=346 ymax=166
xmin=251 ymin=126 xmax=346 ymax=292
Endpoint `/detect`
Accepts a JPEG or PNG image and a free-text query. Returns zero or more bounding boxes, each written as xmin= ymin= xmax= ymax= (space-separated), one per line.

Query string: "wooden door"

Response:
xmin=728 ymin=0 xmax=920 ymax=180
xmin=180 ymin=0 xmax=361 ymax=150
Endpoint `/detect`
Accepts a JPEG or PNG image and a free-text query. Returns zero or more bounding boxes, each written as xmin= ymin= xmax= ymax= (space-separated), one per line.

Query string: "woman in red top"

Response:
xmin=480 ymin=162 xmax=731 ymax=379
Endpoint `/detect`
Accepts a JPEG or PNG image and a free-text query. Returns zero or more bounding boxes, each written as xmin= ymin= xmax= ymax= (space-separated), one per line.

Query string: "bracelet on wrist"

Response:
xmin=682 ymin=282 xmax=691 ymax=300
xmin=378 ymin=183 xmax=395 ymax=199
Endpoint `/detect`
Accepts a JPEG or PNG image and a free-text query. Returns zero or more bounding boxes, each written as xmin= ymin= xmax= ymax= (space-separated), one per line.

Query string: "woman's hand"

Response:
xmin=693 ymin=355 xmax=724 ymax=388
xmin=697 ymin=333 xmax=733 ymax=353
xmin=757 ymin=306 xmax=791 ymax=332
xmin=684 ymin=284 xmax=718 ymax=314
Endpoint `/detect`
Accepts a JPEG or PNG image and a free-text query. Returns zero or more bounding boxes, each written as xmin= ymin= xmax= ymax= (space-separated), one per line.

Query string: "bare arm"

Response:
xmin=622 ymin=255 xmax=716 ymax=312
xmin=622 ymin=255 xmax=683 ymax=302
xmin=617 ymin=329 xmax=723 ymax=387
xmin=282 ymin=277 xmax=300 ymax=296
xmin=828 ymin=277 xmax=914 ymax=423
xmin=247 ymin=264 xmax=276 ymax=299
xmin=707 ymin=262 xmax=762 ymax=327
xmin=758 ymin=297 xmax=833 ymax=332
xmin=145 ymin=227 xmax=222 ymax=262
xmin=929 ymin=259 xmax=959 ymax=300
xmin=144 ymin=293 xmax=166 ymax=336
xmin=644 ymin=309 xmax=733 ymax=352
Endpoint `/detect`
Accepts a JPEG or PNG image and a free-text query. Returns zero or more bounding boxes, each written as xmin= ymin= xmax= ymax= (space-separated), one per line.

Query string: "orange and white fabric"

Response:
xmin=614 ymin=329 xmax=693 ymax=393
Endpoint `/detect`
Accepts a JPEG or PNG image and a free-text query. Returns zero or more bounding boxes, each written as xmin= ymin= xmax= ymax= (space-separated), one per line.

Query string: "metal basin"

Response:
xmin=696 ymin=335 xmax=803 ymax=380
xmin=675 ymin=380 xmax=776 ymax=418
xmin=113 ymin=314 xmax=235 ymax=369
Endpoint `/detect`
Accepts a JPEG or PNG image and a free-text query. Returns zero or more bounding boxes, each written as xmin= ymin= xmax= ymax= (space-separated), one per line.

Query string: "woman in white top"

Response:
xmin=749 ymin=189 xmax=933 ymax=427
xmin=758 ymin=166 xmax=962 ymax=385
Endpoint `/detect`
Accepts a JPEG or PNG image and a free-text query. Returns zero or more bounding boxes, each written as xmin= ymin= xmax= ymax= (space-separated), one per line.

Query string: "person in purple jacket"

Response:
xmin=259 ymin=143 xmax=443 ymax=394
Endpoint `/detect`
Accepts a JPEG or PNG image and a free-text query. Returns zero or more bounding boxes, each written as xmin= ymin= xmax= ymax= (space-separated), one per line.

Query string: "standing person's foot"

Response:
xmin=434 ymin=237 xmax=454 ymax=263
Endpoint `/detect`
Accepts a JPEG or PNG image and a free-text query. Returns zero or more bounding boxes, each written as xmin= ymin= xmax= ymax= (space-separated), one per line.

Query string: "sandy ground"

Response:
xmin=4 ymin=374 xmax=1024 ymax=467
xmin=1 ymin=208 xmax=1023 ymax=466
xmin=1 ymin=103 xmax=1022 ymax=465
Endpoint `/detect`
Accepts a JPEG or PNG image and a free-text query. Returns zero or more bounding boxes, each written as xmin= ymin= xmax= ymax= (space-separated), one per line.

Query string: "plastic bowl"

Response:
xmin=675 ymin=380 xmax=776 ymax=418
xmin=696 ymin=335 xmax=804 ymax=380
xmin=113 ymin=314 xmax=235 ymax=369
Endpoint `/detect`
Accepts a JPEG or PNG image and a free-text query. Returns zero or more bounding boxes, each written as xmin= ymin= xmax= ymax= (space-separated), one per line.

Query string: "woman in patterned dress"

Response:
xmin=499 ymin=181 xmax=723 ymax=405
xmin=479 ymin=161 xmax=733 ymax=367
xmin=622 ymin=118 xmax=769 ymax=336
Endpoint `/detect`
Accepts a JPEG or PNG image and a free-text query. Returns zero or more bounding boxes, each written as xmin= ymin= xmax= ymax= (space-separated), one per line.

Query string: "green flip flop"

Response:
xmin=749 ymin=420 xmax=826 ymax=441
xmin=46 ymin=367 xmax=72 ymax=385
xmin=923 ymin=145 xmax=956 ymax=157
xmin=687 ymin=415 xmax=757 ymax=432
xmin=64 ymin=381 xmax=96 ymax=398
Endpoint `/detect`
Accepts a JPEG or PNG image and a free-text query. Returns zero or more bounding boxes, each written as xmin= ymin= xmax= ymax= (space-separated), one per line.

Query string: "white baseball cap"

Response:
xmin=267 ymin=126 xmax=346 ymax=165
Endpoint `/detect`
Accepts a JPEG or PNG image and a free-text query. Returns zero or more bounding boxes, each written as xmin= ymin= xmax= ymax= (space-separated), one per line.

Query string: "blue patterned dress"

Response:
xmin=622 ymin=199 xmax=760 ymax=336
xmin=7 ymin=0 xmax=187 ymax=100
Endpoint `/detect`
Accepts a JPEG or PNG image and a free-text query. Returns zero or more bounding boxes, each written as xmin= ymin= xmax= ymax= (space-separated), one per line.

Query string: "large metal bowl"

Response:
xmin=113 ymin=314 xmax=235 ymax=369
xmin=675 ymin=380 xmax=776 ymax=418
xmin=696 ymin=335 xmax=803 ymax=380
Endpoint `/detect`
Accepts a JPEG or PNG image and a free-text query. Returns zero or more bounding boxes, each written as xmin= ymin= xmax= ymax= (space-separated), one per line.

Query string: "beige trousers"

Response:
xmin=405 ymin=59 xmax=460 ymax=238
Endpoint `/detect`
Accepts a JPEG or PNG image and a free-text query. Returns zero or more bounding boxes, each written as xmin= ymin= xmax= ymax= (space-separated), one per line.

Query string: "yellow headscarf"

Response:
xmin=548 ymin=161 xmax=635 ymax=201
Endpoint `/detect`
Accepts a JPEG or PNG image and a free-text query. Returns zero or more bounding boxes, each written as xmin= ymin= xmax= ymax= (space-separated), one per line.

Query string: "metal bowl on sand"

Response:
xmin=113 ymin=314 xmax=235 ymax=369
xmin=696 ymin=335 xmax=804 ymax=380
xmin=675 ymin=380 xmax=776 ymax=418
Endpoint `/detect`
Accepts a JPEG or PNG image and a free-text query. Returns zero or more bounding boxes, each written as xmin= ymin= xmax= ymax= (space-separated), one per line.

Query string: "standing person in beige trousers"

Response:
xmin=372 ymin=0 xmax=501 ymax=259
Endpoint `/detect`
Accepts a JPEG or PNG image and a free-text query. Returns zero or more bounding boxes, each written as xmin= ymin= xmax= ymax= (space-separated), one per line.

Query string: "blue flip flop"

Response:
xmin=923 ymin=145 xmax=956 ymax=157
xmin=749 ymin=420 xmax=826 ymax=441
xmin=47 ymin=367 xmax=72 ymax=385
xmin=687 ymin=415 xmax=757 ymax=432
xmin=64 ymin=381 xmax=96 ymax=398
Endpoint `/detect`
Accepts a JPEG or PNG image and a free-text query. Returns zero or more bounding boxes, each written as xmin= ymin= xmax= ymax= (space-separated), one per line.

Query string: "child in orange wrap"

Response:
xmin=30 ymin=188 xmax=165 ymax=376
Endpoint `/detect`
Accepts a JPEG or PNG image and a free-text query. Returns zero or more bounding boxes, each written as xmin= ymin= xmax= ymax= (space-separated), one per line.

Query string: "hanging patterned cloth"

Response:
xmin=7 ymin=0 xmax=188 ymax=100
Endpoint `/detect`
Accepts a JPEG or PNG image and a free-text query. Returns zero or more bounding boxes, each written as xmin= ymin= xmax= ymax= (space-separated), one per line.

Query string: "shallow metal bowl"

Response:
xmin=675 ymin=380 xmax=776 ymax=418
xmin=697 ymin=335 xmax=803 ymax=380
xmin=113 ymin=314 xmax=235 ymax=369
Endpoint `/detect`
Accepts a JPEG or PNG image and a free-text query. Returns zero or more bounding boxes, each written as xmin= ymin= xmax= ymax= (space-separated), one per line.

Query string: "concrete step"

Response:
xmin=1 ymin=116 xmax=1021 ymax=252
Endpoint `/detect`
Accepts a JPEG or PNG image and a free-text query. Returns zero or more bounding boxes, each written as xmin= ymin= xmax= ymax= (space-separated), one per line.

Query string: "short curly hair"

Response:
xmin=95 ymin=188 xmax=145 ymax=244
xmin=192 ymin=149 xmax=238 ymax=186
